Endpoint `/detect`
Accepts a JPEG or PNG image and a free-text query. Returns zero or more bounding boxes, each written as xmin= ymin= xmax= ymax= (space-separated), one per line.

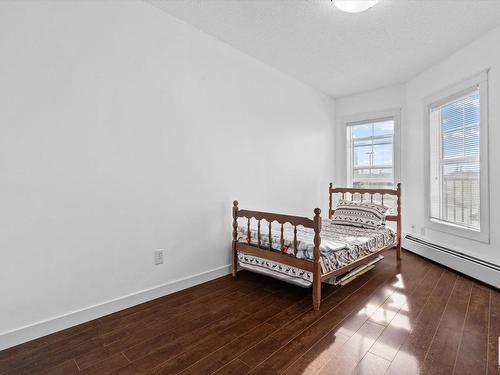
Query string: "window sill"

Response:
xmin=425 ymin=217 xmax=490 ymax=244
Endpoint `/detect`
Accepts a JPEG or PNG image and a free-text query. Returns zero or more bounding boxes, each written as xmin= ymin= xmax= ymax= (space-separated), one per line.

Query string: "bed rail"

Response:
xmin=328 ymin=183 xmax=402 ymax=260
xmin=236 ymin=209 xmax=314 ymax=230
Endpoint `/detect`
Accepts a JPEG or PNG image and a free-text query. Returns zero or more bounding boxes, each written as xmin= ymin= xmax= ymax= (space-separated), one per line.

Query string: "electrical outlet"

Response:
xmin=154 ymin=249 xmax=164 ymax=265
xmin=411 ymin=224 xmax=416 ymax=234
xmin=420 ymin=227 xmax=426 ymax=236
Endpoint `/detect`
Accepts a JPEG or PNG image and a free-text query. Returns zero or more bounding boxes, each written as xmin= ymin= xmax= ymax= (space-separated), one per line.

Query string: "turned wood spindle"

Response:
xmin=247 ymin=218 xmax=251 ymax=244
xmin=329 ymin=182 xmax=333 ymax=219
xmin=312 ymin=208 xmax=322 ymax=311
xmin=280 ymin=223 xmax=284 ymax=252
xmin=231 ymin=200 xmax=239 ymax=277
xmin=293 ymin=225 xmax=298 ymax=256
xmin=397 ymin=184 xmax=402 ymax=217
xmin=232 ymin=201 xmax=239 ymax=243
xmin=268 ymin=221 xmax=272 ymax=250
xmin=257 ymin=220 xmax=261 ymax=248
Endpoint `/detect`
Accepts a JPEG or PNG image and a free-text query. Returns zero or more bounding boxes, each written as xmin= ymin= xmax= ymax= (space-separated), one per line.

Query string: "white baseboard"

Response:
xmin=0 ymin=264 xmax=232 ymax=351
xmin=403 ymin=235 xmax=500 ymax=289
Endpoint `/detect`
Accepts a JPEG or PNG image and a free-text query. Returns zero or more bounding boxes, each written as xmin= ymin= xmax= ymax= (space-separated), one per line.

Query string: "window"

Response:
xmin=429 ymin=89 xmax=480 ymax=229
xmin=425 ymin=72 xmax=489 ymax=242
xmin=347 ymin=117 xmax=395 ymax=189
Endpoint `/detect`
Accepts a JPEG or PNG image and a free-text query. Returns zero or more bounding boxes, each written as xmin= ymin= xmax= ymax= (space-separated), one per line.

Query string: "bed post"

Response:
xmin=396 ymin=183 xmax=402 ymax=261
xmin=328 ymin=183 xmax=333 ymax=219
xmin=232 ymin=200 xmax=239 ymax=277
xmin=312 ymin=208 xmax=322 ymax=311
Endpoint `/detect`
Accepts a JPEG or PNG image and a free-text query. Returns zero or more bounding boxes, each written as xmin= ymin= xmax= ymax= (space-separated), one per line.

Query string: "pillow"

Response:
xmin=331 ymin=199 xmax=389 ymax=229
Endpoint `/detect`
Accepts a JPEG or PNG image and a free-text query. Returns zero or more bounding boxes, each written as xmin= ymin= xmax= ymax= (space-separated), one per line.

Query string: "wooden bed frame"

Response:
xmin=232 ymin=183 xmax=401 ymax=311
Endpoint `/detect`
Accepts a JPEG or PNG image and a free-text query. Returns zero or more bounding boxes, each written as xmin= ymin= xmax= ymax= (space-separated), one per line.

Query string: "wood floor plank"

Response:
xmin=282 ymin=252 xmax=429 ymax=375
xmin=487 ymin=289 xmax=500 ymax=375
xmin=385 ymin=270 xmax=458 ymax=375
xmin=98 ymin=277 xmax=255 ymax=335
xmin=8 ymin=280 xmax=263 ymax=375
xmin=121 ymin=310 xmax=251 ymax=373
xmin=212 ymin=358 xmax=251 ymax=375
xmin=96 ymin=275 xmax=243 ymax=335
xmin=75 ymin=289 xmax=251 ymax=369
xmin=35 ymin=359 xmax=80 ymax=375
xmin=2 ymin=335 xmax=105 ymax=375
xmin=238 ymin=262 xmax=387 ymax=370
xmin=368 ymin=264 xmax=444 ymax=362
xmin=153 ymin=304 xmax=288 ymax=374
xmin=119 ymin=284 xmax=285 ymax=373
xmin=352 ymin=352 xmax=391 ymax=375
xmin=76 ymin=291 xmax=244 ymax=369
xmin=123 ymin=293 xmax=251 ymax=362
xmin=182 ymin=282 xmax=349 ymax=375
xmin=77 ymin=353 xmax=129 ymax=375
xmin=178 ymin=323 xmax=276 ymax=375
xmin=317 ymin=321 xmax=386 ymax=375
xmin=76 ymin=292 xmax=243 ymax=369
xmin=107 ymin=362 xmax=144 ymax=375
xmin=264 ymin=282 xmax=341 ymax=330
xmin=1 ymin=253 xmax=495 ymax=375
xmin=282 ymin=330 xmax=351 ymax=375
xmin=454 ymin=282 xmax=490 ymax=375
xmin=1 ymin=276 xmax=256 ymax=374
xmin=420 ymin=276 xmax=472 ymax=375
xmin=337 ymin=255 xmax=429 ymax=337
xmin=76 ymin=277 xmax=267 ymax=369
xmin=248 ymin=268 xmax=397 ymax=374
xmin=0 ymin=322 xmax=100 ymax=373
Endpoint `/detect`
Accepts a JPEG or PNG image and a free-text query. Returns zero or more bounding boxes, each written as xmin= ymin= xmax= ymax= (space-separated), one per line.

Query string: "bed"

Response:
xmin=231 ymin=183 xmax=401 ymax=310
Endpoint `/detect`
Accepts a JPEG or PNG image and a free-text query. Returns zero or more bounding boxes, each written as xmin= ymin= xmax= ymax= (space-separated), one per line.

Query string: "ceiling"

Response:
xmin=149 ymin=0 xmax=500 ymax=98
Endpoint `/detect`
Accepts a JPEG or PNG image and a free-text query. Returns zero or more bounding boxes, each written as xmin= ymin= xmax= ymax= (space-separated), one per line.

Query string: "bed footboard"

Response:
xmin=231 ymin=201 xmax=323 ymax=310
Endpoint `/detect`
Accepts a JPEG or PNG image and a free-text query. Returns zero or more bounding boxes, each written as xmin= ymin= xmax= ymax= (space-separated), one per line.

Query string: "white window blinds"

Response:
xmin=429 ymin=88 xmax=481 ymax=230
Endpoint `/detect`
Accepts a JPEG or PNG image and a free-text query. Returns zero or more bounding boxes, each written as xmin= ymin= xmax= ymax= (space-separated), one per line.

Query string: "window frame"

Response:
xmin=344 ymin=109 xmax=401 ymax=189
xmin=423 ymin=71 xmax=490 ymax=243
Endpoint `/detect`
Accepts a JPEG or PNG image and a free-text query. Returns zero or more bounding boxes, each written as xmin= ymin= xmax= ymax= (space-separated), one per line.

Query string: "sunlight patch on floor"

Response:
xmin=357 ymin=302 xmax=380 ymax=317
xmin=388 ymin=312 xmax=411 ymax=331
xmin=392 ymin=274 xmax=406 ymax=289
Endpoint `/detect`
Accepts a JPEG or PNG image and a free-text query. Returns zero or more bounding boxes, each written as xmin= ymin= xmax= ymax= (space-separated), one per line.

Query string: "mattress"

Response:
xmin=237 ymin=218 xmax=395 ymax=287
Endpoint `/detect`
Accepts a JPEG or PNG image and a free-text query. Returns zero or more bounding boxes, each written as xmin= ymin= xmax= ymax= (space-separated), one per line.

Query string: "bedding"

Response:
xmin=237 ymin=252 xmax=314 ymax=287
xmin=237 ymin=218 xmax=395 ymax=286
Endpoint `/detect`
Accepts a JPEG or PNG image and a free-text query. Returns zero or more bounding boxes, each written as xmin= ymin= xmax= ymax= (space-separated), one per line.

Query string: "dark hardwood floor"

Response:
xmin=1 ymin=249 xmax=498 ymax=375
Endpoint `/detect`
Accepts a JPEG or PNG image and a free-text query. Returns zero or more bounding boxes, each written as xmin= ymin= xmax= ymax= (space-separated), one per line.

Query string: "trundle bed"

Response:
xmin=231 ymin=183 xmax=401 ymax=310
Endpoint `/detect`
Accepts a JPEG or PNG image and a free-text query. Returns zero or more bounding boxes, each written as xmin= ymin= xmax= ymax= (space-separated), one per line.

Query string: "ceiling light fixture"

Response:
xmin=333 ymin=1 xmax=379 ymax=13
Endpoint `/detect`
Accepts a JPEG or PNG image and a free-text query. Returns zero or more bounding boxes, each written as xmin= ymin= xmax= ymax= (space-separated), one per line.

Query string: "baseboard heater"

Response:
xmin=404 ymin=235 xmax=500 ymax=289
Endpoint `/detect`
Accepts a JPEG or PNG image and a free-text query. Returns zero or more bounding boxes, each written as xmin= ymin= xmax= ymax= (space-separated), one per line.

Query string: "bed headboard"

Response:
xmin=328 ymin=183 xmax=402 ymax=246
xmin=328 ymin=183 xmax=401 ymax=220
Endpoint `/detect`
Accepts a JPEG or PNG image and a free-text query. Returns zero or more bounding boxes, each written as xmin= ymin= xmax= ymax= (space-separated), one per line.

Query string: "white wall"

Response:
xmin=334 ymin=26 xmax=500 ymax=267
xmin=403 ymin=26 xmax=500 ymax=266
xmin=0 ymin=0 xmax=334 ymax=346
